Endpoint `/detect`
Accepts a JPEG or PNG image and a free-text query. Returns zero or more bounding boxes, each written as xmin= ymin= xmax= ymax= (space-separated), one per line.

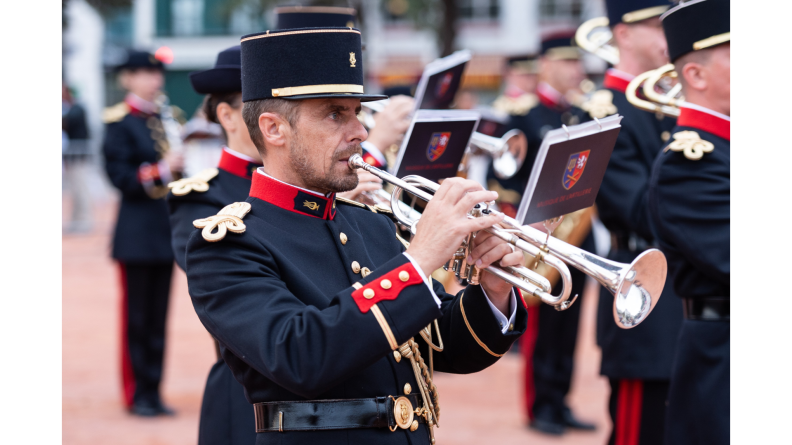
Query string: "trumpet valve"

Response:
xmin=466 ymin=264 xmax=481 ymax=285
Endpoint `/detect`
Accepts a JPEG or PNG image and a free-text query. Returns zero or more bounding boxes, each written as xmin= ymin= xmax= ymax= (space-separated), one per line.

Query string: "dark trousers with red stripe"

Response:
xmin=118 ymin=262 xmax=173 ymax=408
xmin=608 ymin=379 xmax=669 ymax=445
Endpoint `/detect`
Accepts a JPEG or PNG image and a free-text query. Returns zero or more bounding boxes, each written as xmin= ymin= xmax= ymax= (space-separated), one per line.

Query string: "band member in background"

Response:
xmin=516 ymin=32 xmax=597 ymax=436
xmin=185 ymin=27 xmax=527 ymax=444
xmin=102 ymin=50 xmax=183 ymax=416
xmin=487 ymin=54 xmax=540 ymax=216
xmin=648 ymin=1 xmax=730 ymax=444
xmin=578 ymin=1 xmax=683 ymax=443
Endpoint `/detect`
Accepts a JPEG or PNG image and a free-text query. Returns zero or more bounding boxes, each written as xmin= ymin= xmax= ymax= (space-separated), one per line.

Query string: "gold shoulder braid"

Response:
xmin=491 ymin=93 xmax=538 ymax=116
xmin=665 ymin=130 xmax=714 ymax=161
xmin=193 ymin=202 xmax=251 ymax=242
xmin=102 ymin=102 xmax=130 ymax=124
xmin=581 ymin=90 xmax=618 ymax=119
xmin=335 ymin=196 xmax=367 ymax=209
xmin=169 ymin=168 xmax=219 ymax=196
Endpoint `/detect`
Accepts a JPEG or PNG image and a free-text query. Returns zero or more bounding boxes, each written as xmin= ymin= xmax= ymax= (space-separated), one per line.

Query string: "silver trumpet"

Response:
xmin=466 ymin=129 xmax=528 ymax=180
xmin=348 ymin=154 xmax=666 ymax=328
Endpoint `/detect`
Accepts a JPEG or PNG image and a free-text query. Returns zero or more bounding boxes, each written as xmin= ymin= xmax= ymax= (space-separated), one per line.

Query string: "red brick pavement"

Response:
xmin=63 ymin=200 xmax=611 ymax=445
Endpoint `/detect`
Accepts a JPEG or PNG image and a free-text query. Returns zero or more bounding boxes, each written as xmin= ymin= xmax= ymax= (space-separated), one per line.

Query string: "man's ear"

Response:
xmin=258 ymin=112 xmax=290 ymax=148
xmin=681 ymin=61 xmax=707 ymax=93
xmin=216 ymin=102 xmax=235 ymax=132
xmin=611 ymin=23 xmax=629 ymax=51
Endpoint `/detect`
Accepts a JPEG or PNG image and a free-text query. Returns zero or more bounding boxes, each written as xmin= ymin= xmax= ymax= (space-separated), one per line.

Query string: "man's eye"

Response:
xmin=330 ymin=112 xmax=339 ymax=120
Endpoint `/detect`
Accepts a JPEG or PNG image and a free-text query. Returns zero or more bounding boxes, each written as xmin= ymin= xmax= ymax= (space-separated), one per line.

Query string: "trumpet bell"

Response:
xmin=575 ymin=17 xmax=619 ymax=65
xmin=612 ymin=249 xmax=667 ymax=329
xmin=468 ymin=129 xmax=528 ymax=180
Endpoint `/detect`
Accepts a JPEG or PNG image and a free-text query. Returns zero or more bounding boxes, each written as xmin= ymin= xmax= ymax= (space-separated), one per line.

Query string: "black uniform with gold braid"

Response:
xmin=579 ymin=1 xmax=685 ymax=443
xmin=185 ymin=28 xmax=527 ymax=445
xmin=102 ymin=50 xmax=176 ymax=416
xmin=648 ymin=1 xmax=730 ymax=443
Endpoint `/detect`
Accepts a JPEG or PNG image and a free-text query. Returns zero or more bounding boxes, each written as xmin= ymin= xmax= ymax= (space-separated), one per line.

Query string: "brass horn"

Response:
xmin=625 ymin=64 xmax=683 ymax=117
xmin=465 ymin=129 xmax=528 ymax=180
xmin=348 ymin=154 xmax=667 ymax=328
xmin=575 ymin=17 xmax=620 ymax=65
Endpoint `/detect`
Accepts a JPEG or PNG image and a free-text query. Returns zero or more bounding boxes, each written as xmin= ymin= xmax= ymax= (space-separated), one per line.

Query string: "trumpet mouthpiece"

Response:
xmin=348 ymin=153 xmax=365 ymax=171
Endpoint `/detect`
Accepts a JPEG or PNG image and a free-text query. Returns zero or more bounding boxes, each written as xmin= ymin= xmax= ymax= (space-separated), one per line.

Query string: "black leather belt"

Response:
xmin=253 ymin=395 xmax=424 ymax=433
xmin=610 ymin=232 xmax=652 ymax=253
xmin=683 ymin=297 xmax=729 ymax=321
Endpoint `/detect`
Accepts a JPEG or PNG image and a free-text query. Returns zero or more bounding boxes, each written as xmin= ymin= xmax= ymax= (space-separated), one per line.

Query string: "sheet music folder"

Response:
xmin=391 ymin=109 xmax=480 ymax=183
xmin=516 ymin=115 xmax=622 ymax=225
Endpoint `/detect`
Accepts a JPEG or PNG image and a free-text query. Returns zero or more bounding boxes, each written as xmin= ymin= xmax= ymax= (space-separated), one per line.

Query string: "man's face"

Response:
xmin=121 ymin=68 xmax=164 ymax=102
xmin=543 ymin=58 xmax=584 ymax=94
xmin=706 ymin=43 xmax=730 ymax=115
xmin=288 ymin=98 xmax=367 ymax=193
xmin=508 ymin=71 xmax=538 ymax=94
xmin=630 ymin=18 xmax=668 ymax=71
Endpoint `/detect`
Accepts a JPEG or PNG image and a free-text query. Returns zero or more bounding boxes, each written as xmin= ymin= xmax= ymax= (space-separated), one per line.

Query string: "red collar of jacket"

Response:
xmin=677 ymin=104 xmax=731 ymax=141
xmin=603 ymin=69 xmax=634 ymax=94
xmin=537 ymin=82 xmax=568 ymax=110
xmin=249 ymin=171 xmax=337 ymax=220
xmin=218 ymin=147 xmax=262 ymax=180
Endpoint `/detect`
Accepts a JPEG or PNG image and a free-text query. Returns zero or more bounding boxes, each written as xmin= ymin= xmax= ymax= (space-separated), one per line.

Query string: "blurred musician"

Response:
xmin=647 ymin=1 xmax=730 ymax=443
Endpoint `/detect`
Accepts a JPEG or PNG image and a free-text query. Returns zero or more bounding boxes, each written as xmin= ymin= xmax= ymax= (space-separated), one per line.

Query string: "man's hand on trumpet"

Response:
xmin=405 ymin=177 xmax=521 ymax=316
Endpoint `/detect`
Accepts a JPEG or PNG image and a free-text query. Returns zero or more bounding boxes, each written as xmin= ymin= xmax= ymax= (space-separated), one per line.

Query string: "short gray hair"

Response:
xmin=242 ymin=98 xmax=301 ymax=154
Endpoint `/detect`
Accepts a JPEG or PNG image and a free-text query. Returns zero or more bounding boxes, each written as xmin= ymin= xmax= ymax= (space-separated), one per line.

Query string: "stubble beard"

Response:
xmin=288 ymin=130 xmax=362 ymax=193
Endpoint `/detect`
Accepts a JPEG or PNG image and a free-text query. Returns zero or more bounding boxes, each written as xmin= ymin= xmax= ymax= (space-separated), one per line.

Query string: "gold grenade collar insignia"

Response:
xmin=581 ymin=90 xmax=617 ymax=119
xmin=665 ymin=130 xmax=714 ymax=161
xmin=193 ymin=202 xmax=252 ymax=242
xmin=169 ymin=168 xmax=219 ymax=196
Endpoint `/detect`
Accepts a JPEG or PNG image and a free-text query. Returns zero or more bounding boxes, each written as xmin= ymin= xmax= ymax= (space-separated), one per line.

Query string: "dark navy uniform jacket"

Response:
xmin=185 ymin=171 xmax=528 ymax=445
xmin=649 ymin=105 xmax=730 ymax=300
xmin=167 ymin=147 xmax=262 ymax=445
xmin=586 ymin=69 xmax=683 ymax=380
xmin=103 ymin=97 xmax=174 ymax=263
xmin=168 ymin=147 xmax=262 ymax=270
xmin=488 ymin=82 xmax=587 ymax=216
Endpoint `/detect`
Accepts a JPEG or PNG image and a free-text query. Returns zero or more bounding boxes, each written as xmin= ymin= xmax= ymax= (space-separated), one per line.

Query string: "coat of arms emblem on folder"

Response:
xmin=426 ymin=132 xmax=451 ymax=162
xmin=562 ymin=150 xmax=590 ymax=190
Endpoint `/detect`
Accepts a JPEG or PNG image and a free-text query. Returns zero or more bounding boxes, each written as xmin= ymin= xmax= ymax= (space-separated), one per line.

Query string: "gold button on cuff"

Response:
xmin=399 ymin=271 xmax=409 ymax=282
xmin=363 ymin=288 xmax=375 ymax=299
xmin=361 ymin=267 xmax=371 ymax=278
xmin=340 ymin=232 xmax=348 ymax=245
xmin=381 ymin=279 xmax=392 ymax=290
xmin=351 ymin=261 xmax=361 ymax=274
xmin=404 ymin=383 xmax=412 ymax=395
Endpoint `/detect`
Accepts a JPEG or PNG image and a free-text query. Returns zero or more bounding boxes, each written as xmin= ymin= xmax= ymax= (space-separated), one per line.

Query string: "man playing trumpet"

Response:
xmin=185 ymin=27 xmax=527 ymax=444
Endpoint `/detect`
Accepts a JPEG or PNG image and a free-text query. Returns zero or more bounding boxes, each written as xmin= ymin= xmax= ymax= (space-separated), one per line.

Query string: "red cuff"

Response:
xmin=137 ymin=163 xmax=162 ymax=183
xmin=351 ymin=263 xmax=424 ymax=313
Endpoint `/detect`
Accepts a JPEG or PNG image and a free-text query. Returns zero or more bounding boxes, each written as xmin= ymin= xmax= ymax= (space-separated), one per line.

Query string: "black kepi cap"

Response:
xmin=240 ymin=27 xmax=386 ymax=102
xmin=189 ymin=46 xmax=241 ymax=94
xmin=117 ymin=50 xmax=164 ymax=72
xmin=275 ymin=6 xmax=357 ymax=29
xmin=541 ymin=31 xmax=580 ymax=60
xmin=662 ymin=0 xmax=730 ymax=62
xmin=605 ymin=0 xmax=670 ymax=26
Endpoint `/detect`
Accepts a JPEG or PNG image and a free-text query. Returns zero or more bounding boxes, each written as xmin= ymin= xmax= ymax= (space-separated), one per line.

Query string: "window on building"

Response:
xmin=155 ymin=0 xmax=264 ymax=37
xmin=539 ymin=0 xmax=583 ymax=20
xmin=459 ymin=0 xmax=499 ymax=21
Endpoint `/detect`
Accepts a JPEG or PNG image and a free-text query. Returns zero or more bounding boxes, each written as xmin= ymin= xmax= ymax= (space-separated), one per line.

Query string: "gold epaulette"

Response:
xmin=335 ymin=196 xmax=367 ymax=209
xmin=581 ymin=90 xmax=618 ymax=119
xmin=491 ymin=93 xmax=538 ymax=116
xmin=193 ymin=202 xmax=251 ymax=242
xmin=168 ymin=168 xmax=219 ymax=196
xmin=169 ymin=105 xmax=187 ymax=125
xmin=102 ymin=102 xmax=130 ymax=124
xmin=664 ymin=130 xmax=714 ymax=161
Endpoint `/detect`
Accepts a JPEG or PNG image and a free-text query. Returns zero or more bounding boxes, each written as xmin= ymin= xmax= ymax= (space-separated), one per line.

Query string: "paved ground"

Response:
xmin=63 ymin=198 xmax=611 ymax=445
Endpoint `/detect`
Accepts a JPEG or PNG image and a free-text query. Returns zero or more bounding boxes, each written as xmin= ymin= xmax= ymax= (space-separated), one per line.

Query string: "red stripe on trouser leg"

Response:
xmin=628 ymin=380 xmax=643 ymax=445
xmin=118 ymin=263 xmax=135 ymax=408
xmin=615 ymin=380 xmax=643 ymax=445
xmin=521 ymin=305 xmax=539 ymax=422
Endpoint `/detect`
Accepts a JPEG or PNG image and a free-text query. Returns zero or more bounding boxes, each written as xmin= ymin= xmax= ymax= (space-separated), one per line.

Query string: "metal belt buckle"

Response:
xmin=392 ymin=396 xmax=414 ymax=430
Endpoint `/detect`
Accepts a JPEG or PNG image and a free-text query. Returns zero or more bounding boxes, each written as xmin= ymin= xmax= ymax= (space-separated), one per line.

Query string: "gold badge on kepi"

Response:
xmin=349 ymin=52 xmax=356 ymax=68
